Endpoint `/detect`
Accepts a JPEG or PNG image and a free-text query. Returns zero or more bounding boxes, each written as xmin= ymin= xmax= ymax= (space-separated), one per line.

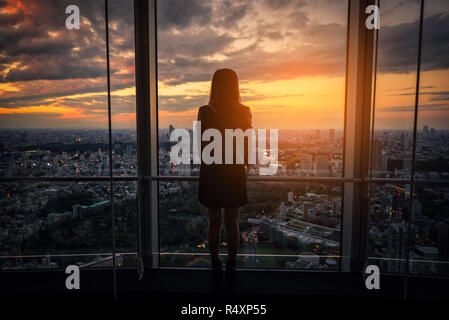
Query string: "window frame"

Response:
xmin=135 ymin=0 xmax=377 ymax=272
xmin=2 ymin=0 xmax=447 ymax=278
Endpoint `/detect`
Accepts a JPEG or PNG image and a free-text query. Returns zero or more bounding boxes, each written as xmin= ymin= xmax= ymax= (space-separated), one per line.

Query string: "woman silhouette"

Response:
xmin=198 ymin=68 xmax=252 ymax=271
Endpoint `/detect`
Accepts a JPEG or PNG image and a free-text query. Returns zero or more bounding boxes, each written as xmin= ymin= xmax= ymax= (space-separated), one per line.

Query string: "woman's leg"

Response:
xmin=224 ymin=207 xmax=240 ymax=262
xmin=208 ymin=207 xmax=222 ymax=261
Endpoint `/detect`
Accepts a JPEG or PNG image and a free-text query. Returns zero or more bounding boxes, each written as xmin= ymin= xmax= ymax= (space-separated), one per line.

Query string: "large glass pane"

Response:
xmin=415 ymin=0 xmax=449 ymax=181
xmin=367 ymin=183 xmax=411 ymax=273
xmin=0 ymin=181 xmax=113 ymax=270
xmin=159 ymin=181 xmax=341 ymax=270
xmin=156 ymin=0 xmax=348 ymax=178
xmin=159 ymin=181 xmax=207 ymax=267
xmin=0 ymin=0 xmax=110 ymax=178
xmin=370 ymin=0 xmax=422 ymax=178
xmin=109 ymin=0 xmax=138 ymax=177
xmin=410 ymin=183 xmax=449 ymax=276
xmin=114 ymin=180 xmax=138 ymax=267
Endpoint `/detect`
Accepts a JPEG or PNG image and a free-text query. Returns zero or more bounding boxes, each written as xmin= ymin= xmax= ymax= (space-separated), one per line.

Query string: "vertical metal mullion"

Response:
xmin=104 ymin=0 xmax=117 ymax=299
xmin=363 ymin=0 xmax=380 ymax=272
xmin=342 ymin=0 xmax=361 ymax=272
xmin=148 ymin=0 xmax=159 ymax=268
xmin=134 ymin=0 xmax=153 ymax=273
xmin=358 ymin=0 xmax=379 ymax=273
xmin=368 ymin=0 xmax=380 ymax=181
xmin=340 ymin=0 xmax=352 ymax=272
xmin=342 ymin=0 xmax=375 ymax=272
xmin=403 ymin=0 xmax=425 ymax=301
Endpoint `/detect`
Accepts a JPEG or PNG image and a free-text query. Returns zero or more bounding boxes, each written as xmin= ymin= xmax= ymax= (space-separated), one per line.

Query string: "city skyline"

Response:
xmin=1 ymin=125 xmax=448 ymax=274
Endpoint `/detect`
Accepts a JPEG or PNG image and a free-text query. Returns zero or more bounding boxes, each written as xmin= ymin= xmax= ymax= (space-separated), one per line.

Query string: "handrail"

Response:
xmin=1 ymin=175 xmax=449 ymax=184
xmin=145 ymin=176 xmax=360 ymax=182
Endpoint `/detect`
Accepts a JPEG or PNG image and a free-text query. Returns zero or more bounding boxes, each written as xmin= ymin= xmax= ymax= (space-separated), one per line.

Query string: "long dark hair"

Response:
xmin=209 ymin=68 xmax=241 ymax=107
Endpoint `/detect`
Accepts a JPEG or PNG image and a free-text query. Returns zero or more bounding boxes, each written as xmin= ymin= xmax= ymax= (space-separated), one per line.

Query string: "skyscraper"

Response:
xmin=372 ymin=139 xmax=382 ymax=171
xmin=386 ymin=223 xmax=408 ymax=273
xmin=329 ymin=128 xmax=335 ymax=142
xmin=299 ymin=155 xmax=313 ymax=173
xmin=315 ymin=156 xmax=330 ymax=177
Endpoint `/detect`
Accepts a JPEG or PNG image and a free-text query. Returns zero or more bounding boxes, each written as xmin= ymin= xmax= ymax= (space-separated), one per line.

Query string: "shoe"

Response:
xmin=211 ymin=258 xmax=223 ymax=270
xmin=225 ymin=259 xmax=237 ymax=290
xmin=225 ymin=259 xmax=236 ymax=271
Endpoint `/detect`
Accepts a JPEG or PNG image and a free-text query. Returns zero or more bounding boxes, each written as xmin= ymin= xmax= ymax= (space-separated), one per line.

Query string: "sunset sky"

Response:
xmin=0 ymin=0 xmax=448 ymax=130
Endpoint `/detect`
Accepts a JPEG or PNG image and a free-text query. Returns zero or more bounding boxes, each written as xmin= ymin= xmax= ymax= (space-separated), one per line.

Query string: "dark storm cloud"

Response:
xmin=153 ymin=0 xmax=351 ymax=115
xmin=427 ymin=92 xmax=449 ymax=102
xmin=159 ymin=67 xmax=213 ymax=86
xmin=378 ymin=14 xmax=449 ymax=74
xmin=157 ymin=0 xmax=212 ymax=30
xmin=382 ymin=104 xmax=449 ymax=112
xmin=0 ymin=9 xmax=24 ymax=27
xmin=159 ymin=29 xmax=234 ymax=58
xmin=158 ymin=94 xmax=208 ymax=112
xmin=215 ymin=1 xmax=250 ymax=28
xmin=397 ymin=91 xmax=449 ymax=96
xmin=430 ymin=96 xmax=449 ymax=102
xmin=420 ymin=14 xmax=449 ymax=71
xmin=392 ymin=86 xmax=434 ymax=92
xmin=0 ymin=0 xmax=135 ymax=83
xmin=394 ymin=91 xmax=449 ymax=102
xmin=0 ymin=0 xmax=105 ymax=48
xmin=263 ymin=0 xmax=305 ymax=11
xmin=108 ymin=0 xmax=135 ymax=54
xmin=286 ymin=8 xmax=309 ymax=29
xmin=0 ymin=83 xmax=132 ymax=108
xmin=108 ymin=0 xmax=134 ymax=24
xmin=4 ymin=59 xmax=106 ymax=82
xmin=157 ymin=28 xmax=235 ymax=85
xmin=157 ymin=7 xmax=348 ymax=90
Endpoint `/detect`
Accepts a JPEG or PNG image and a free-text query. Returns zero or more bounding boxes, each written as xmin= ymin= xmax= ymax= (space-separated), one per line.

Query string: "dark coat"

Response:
xmin=197 ymin=103 xmax=252 ymax=208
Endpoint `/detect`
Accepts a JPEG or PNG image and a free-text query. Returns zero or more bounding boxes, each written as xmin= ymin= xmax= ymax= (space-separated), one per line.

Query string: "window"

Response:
xmin=367 ymin=0 xmax=449 ymax=277
xmin=155 ymin=0 xmax=349 ymax=269
xmin=1 ymin=0 xmax=446 ymax=290
xmin=0 ymin=0 xmax=138 ymax=270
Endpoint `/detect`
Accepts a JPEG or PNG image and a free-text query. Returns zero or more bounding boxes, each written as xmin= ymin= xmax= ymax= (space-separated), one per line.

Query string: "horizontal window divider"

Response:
xmin=0 ymin=252 xmax=137 ymax=259
xmin=139 ymin=176 xmax=449 ymax=184
xmin=143 ymin=176 xmax=359 ymax=183
xmin=0 ymin=176 xmax=138 ymax=182
xmin=1 ymin=176 xmax=448 ymax=184
xmin=364 ymin=178 xmax=449 ymax=184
